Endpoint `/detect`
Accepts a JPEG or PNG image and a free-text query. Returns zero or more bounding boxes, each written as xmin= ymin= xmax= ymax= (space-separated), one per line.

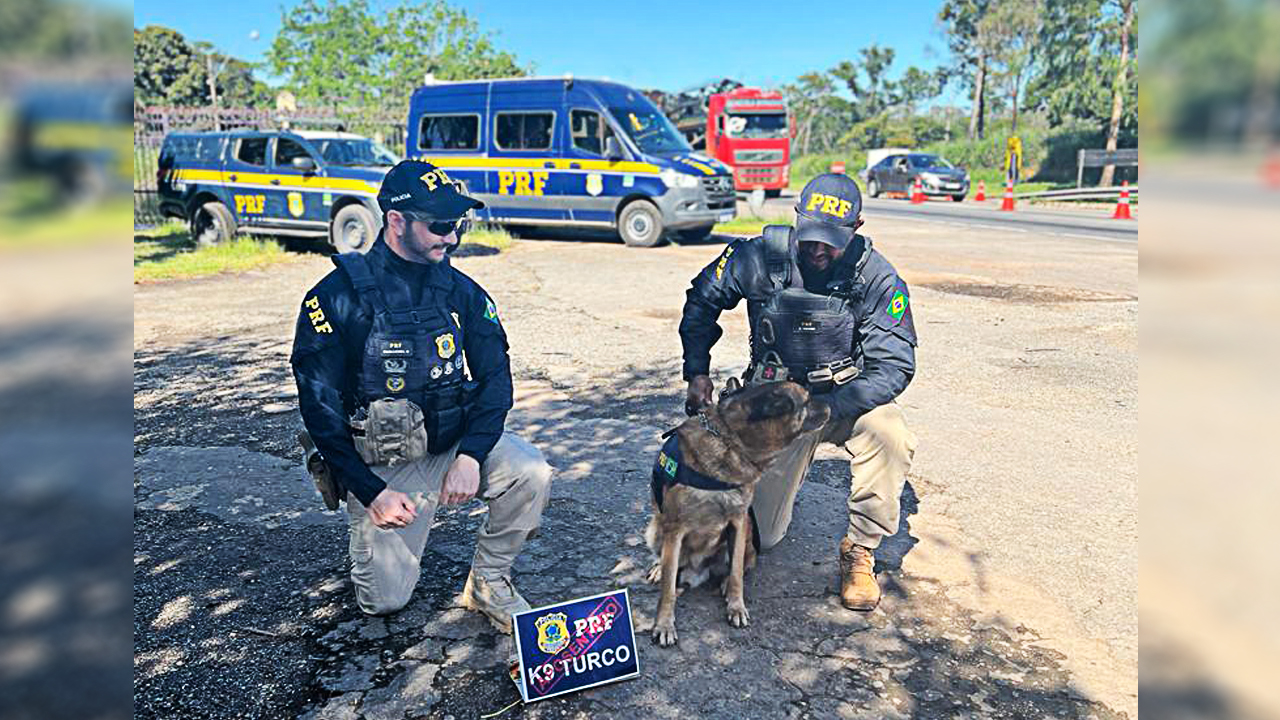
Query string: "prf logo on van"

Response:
xmin=804 ymin=192 xmax=852 ymax=219
xmin=498 ymin=171 xmax=549 ymax=196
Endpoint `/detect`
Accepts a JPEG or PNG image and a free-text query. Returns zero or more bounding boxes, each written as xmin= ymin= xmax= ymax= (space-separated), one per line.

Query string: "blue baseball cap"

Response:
xmin=377 ymin=160 xmax=484 ymax=218
xmin=793 ymin=173 xmax=862 ymax=250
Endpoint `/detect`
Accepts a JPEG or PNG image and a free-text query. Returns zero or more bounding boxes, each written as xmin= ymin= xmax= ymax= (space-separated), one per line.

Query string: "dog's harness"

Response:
xmin=651 ymin=426 xmax=762 ymax=551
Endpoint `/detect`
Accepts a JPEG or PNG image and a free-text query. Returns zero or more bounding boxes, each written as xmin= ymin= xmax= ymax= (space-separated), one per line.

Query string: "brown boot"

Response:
xmin=839 ymin=538 xmax=880 ymax=611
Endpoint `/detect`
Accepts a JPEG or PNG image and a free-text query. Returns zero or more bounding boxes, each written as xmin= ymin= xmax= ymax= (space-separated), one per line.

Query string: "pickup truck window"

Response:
xmin=275 ymin=138 xmax=312 ymax=166
xmin=236 ymin=137 xmax=268 ymax=167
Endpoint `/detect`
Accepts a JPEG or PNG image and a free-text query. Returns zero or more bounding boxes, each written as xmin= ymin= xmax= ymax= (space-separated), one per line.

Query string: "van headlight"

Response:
xmin=660 ymin=169 xmax=699 ymax=189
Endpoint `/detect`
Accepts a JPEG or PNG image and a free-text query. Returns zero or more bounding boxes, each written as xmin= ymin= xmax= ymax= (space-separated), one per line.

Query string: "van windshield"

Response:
xmin=608 ymin=107 xmax=691 ymax=156
xmin=312 ymin=138 xmax=399 ymax=167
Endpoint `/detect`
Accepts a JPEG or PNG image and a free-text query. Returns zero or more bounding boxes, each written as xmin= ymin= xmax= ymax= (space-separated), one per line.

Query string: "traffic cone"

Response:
xmin=974 ymin=180 xmax=986 ymax=202
xmin=1111 ymin=181 xmax=1133 ymax=220
xmin=1000 ymin=180 xmax=1015 ymax=211
xmin=1264 ymin=155 xmax=1280 ymax=188
xmin=911 ymin=177 xmax=925 ymax=204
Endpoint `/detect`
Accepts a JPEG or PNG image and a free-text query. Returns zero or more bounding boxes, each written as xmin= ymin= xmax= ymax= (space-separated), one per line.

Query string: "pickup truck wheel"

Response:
xmin=190 ymin=201 xmax=236 ymax=246
xmin=331 ymin=204 xmax=377 ymax=254
xmin=618 ymin=200 xmax=664 ymax=248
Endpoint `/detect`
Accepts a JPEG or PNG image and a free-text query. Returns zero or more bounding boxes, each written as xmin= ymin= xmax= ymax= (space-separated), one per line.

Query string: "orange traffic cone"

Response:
xmin=1264 ymin=155 xmax=1280 ymax=188
xmin=911 ymin=177 xmax=925 ymax=204
xmin=1000 ymin=180 xmax=1015 ymax=211
xmin=974 ymin=180 xmax=986 ymax=202
xmin=1112 ymin=181 xmax=1133 ymax=219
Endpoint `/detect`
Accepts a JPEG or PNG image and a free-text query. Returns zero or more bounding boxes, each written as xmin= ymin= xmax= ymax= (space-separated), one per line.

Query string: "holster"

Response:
xmin=298 ymin=429 xmax=344 ymax=511
xmin=349 ymin=398 xmax=430 ymax=467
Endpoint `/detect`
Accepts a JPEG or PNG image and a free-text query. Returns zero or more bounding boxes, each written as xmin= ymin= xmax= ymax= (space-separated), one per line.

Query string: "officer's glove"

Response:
xmin=685 ymin=375 xmax=714 ymax=416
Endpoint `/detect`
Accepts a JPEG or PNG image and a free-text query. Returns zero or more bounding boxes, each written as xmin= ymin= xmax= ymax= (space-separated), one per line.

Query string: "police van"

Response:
xmin=156 ymin=130 xmax=398 ymax=252
xmin=406 ymin=77 xmax=737 ymax=247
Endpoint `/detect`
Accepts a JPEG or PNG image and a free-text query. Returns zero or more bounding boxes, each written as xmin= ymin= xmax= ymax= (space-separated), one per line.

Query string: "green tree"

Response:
xmin=133 ymin=26 xmax=208 ymax=106
xmin=0 ymin=0 xmax=131 ymax=60
xmin=978 ymin=0 xmax=1043 ymax=133
xmin=266 ymin=0 xmax=526 ymax=114
xmin=939 ymin=0 xmax=994 ymax=139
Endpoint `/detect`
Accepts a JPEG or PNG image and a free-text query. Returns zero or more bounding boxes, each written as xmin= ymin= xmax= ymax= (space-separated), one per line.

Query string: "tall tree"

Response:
xmin=784 ymin=72 xmax=835 ymax=156
xmin=266 ymin=0 xmax=525 ymax=114
xmin=1099 ymin=0 xmax=1135 ymax=186
xmin=133 ymin=26 xmax=208 ymax=107
xmin=979 ymin=0 xmax=1043 ymax=133
xmin=940 ymin=0 xmax=993 ymax=139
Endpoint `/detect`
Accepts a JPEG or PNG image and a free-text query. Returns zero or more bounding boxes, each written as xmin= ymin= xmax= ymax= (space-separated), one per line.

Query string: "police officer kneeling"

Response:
xmin=291 ymin=160 xmax=552 ymax=632
xmin=679 ymin=174 xmax=918 ymax=611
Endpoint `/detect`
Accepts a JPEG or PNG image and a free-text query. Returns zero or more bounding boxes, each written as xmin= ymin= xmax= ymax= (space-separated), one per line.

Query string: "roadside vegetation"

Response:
xmin=134 ymin=223 xmax=292 ymax=282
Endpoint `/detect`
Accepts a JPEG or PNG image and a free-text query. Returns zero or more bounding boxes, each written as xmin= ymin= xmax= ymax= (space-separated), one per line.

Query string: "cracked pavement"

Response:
xmin=134 ymin=213 xmax=1136 ymax=718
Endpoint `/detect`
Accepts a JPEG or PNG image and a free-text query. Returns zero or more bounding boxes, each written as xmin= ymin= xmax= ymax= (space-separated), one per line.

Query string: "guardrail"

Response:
xmin=1015 ymin=186 xmax=1138 ymax=201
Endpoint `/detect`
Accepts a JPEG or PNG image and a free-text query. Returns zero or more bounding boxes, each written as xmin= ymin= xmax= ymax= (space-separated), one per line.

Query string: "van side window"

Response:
xmin=495 ymin=112 xmax=554 ymax=151
xmin=570 ymin=109 xmax=614 ymax=155
xmin=276 ymin=138 xmax=311 ymax=166
xmin=236 ymin=137 xmax=268 ymax=166
xmin=418 ymin=115 xmax=480 ymax=151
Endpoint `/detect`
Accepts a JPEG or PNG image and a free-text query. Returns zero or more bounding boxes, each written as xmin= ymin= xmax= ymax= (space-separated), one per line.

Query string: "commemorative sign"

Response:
xmin=511 ymin=589 xmax=640 ymax=702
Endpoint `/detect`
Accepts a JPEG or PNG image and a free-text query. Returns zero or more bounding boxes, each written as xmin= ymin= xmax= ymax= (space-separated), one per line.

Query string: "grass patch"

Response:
xmin=0 ymin=180 xmax=134 ymax=247
xmin=712 ymin=217 xmax=791 ymax=236
xmin=465 ymin=224 xmax=514 ymax=251
xmin=134 ymin=225 xmax=293 ymax=282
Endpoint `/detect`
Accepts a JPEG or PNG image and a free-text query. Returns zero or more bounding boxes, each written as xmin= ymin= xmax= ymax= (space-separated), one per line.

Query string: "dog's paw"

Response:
xmin=652 ymin=620 xmax=679 ymax=647
xmin=646 ymin=562 xmax=662 ymax=584
xmin=726 ymin=603 xmax=750 ymax=628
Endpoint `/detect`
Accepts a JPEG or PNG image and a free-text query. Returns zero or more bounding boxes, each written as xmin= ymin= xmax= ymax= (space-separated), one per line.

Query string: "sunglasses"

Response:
xmin=401 ymin=212 xmax=469 ymax=237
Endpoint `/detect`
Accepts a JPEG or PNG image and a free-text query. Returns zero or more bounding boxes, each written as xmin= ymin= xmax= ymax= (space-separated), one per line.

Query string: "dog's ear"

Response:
xmin=800 ymin=399 xmax=831 ymax=433
xmin=724 ymin=377 xmax=742 ymax=395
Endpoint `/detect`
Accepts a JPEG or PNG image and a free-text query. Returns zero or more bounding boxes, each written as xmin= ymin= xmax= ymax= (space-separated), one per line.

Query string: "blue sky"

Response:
xmin=134 ymin=0 xmax=960 ymax=102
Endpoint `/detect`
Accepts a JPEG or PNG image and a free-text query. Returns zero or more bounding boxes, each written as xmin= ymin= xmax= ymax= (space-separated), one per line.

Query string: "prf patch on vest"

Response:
xmin=435 ymin=333 xmax=456 ymax=359
xmin=303 ymin=296 xmax=333 ymax=334
xmin=804 ymin=192 xmax=853 ymax=219
xmin=381 ymin=340 xmax=413 ymax=356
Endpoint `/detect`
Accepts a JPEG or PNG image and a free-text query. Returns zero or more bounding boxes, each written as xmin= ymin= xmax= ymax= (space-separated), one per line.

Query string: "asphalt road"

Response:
xmin=133 ymin=210 xmax=1137 ymax=719
xmin=745 ymin=189 xmax=1138 ymax=244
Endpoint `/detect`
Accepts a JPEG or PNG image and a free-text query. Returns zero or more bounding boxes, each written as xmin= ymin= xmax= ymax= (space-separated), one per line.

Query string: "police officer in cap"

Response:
xmin=291 ymin=160 xmax=553 ymax=631
xmin=678 ymin=173 xmax=918 ymax=611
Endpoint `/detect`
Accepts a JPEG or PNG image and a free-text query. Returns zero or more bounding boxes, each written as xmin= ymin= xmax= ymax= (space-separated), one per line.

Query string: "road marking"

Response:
xmin=870 ymin=213 xmax=1136 ymax=245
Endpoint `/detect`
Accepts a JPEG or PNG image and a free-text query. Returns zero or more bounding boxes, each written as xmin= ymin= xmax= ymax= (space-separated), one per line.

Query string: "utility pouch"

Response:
xmin=349 ymin=398 xmax=429 ymax=467
xmin=747 ymin=350 xmax=791 ymax=385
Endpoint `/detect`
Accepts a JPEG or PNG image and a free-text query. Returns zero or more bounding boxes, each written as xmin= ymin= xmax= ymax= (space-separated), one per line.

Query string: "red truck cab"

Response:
xmin=705 ymin=88 xmax=791 ymax=197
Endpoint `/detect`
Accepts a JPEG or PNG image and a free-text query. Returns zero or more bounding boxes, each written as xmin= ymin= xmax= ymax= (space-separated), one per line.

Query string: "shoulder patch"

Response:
xmin=714 ymin=245 xmax=736 ymax=280
xmin=484 ymin=296 xmax=500 ymax=324
xmin=886 ymin=288 xmax=908 ymax=321
xmin=303 ymin=295 xmax=334 ymax=334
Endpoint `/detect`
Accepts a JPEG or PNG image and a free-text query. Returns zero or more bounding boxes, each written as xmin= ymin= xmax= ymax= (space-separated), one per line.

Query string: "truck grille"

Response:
xmin=734 ymin=149 xmax=784 ymax=164
xmin=701 ymin=175 xmax=736 ymax=209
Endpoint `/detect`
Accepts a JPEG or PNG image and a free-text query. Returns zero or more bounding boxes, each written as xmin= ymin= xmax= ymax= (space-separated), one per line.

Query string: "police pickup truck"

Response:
xmin=156 ymin=130 xmax=397 ymax=251
xmin=407 ymin=77 xmax=737 ymax=247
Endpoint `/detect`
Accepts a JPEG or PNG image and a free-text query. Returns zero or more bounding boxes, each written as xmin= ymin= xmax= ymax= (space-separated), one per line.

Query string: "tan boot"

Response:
xmin=839 ymin=538 xmax=880 ymax=611
xmin=461 ymin=570 xmax=531 ymax=634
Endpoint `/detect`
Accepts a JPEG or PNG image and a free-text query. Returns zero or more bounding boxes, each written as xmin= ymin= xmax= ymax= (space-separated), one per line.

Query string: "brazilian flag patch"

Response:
xmin=484 ymin=297 xmax=500 ymax=324
xmin=887 ymin=290 xmax=909 ymax=321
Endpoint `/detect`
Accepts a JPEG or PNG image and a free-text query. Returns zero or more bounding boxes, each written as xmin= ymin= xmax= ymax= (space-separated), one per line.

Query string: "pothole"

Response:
xmin=919 ymin=281 xmax=1136 ymax=304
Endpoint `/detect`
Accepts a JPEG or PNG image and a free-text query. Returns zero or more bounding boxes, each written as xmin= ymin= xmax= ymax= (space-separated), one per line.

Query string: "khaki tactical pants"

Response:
xmin=752 ymin=403 xmax=917 ymax=551
xmin=345 ymin=433 xmax=553 ymax=616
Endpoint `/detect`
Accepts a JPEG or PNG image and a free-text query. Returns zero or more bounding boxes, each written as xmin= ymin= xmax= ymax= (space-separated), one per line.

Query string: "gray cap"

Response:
xmin=793 ymin=173 xmax=862 ymax=249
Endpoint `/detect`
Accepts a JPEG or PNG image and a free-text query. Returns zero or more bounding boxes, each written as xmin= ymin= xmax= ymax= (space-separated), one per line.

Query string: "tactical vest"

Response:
xmin=651 ymin=433 xmax=760 ymax=550
xmin=335 ymin=253 xmax=468 ymax=455
xmin=748 ymin=225 xmax=863 ymax=386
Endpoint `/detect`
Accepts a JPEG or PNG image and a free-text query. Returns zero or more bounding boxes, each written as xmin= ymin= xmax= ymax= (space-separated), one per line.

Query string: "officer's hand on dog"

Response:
xmin=369 ymin=489 xmax=417 ymax=529
xmin=685 ymin=375 xmax=714 ymax=416
xmin=441 ymin=454 xmax=480 ymax=506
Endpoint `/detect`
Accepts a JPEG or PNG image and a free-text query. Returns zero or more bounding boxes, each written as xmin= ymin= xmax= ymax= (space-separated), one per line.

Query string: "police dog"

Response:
xmin=646 ymin=379 xmax=829 ymax=646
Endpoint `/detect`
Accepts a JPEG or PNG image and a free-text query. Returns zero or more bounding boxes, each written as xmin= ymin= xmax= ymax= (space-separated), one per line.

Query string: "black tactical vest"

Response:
xmin=748 ymin=225 xmax=863 ymax=382
xmin=335 ymin=253 xmax=467 ymax=455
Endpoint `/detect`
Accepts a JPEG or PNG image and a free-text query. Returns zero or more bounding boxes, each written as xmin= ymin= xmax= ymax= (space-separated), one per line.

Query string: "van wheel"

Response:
xmin=867 ymin=178 xmax=880 ymax=198
xmin=331 ymin=204 xmax=377 ymax=254
xmin=618 ymin=200 xmax=664 ymax=247
xmin=677 ymin=224 xmax=714 ymax=242
xmin=190 ymin=201 xmax=236 ymax=246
